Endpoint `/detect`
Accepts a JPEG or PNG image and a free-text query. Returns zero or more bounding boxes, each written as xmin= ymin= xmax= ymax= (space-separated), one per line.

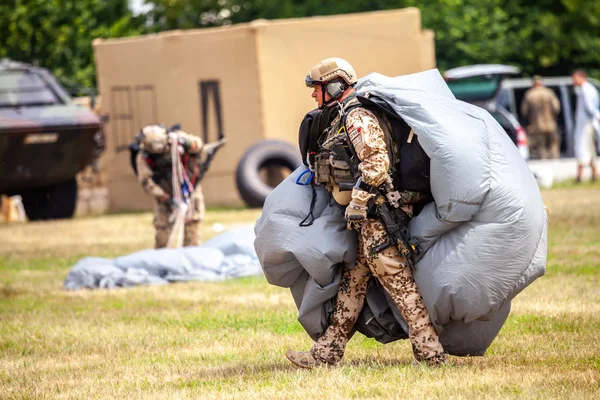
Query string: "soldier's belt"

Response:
xmin=313 ymin=151 xmax=355 ymax=187
xmin=314 ymin=153 xmax=332 ymax=184
xmin=386 ymin=190 xmax=433 ymax=207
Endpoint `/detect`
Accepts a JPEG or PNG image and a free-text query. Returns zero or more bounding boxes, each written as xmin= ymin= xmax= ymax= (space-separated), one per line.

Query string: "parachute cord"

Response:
xmin=299 ymin=181 xmax=317 ymax=227
xmin=167 ymin=135 xmax=189 ymax=248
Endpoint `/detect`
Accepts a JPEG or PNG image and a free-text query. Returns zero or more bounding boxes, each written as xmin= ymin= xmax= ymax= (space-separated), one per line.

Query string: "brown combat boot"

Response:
xmin=411 ymin=352 xmax=447 ymax=367
xmin=412 ymin=345 xmax=447 ymax=367
xmin=285 ymin=349 xmax=325 ymax=369
xmin=423 ymin=352 xmax=447 ymax=367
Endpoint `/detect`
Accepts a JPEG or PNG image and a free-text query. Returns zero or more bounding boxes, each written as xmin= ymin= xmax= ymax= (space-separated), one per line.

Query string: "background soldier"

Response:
xmin=571 ymin=69 xmax=599 ymax=182
xmin=285 ymin=58 xmax=446 ymax=368
xmin=136 ymin=125 xmax=206 ymax=248
xmin=520 ymin=76 xmax=561 ymax=159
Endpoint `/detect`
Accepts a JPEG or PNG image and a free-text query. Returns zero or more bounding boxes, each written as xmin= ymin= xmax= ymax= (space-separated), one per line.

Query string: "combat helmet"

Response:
xmin=305 ymin=57 xmax=357 ymax=106
xmin=140 ymin=125 xmax=168 ymax=154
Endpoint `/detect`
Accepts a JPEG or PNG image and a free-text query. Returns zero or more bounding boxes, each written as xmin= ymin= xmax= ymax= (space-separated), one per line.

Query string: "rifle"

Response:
xmin=166 ymin=123 xmax=227 ymax=183
xmin=197 ymin=137 xmax=227 ymax=182
xmin=328 ymin=136 xmax=423 ymax=267
xmin=370 ymin=191 xmax=422 ymax=268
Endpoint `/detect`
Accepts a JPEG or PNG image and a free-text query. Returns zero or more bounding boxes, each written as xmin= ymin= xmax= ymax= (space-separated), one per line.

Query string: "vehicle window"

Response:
xmin=496 ymin=88 xmax=510 ymax=109
xmin=0 ymin=70 xmax=63 ymax=107
xmin=547 ymin=86 xmax=567 ymax=140
xmin=515 ymin=83 xmax=572 ymax=154
xmin=493 ymin=108 xmax=518 ymax=144
xmin=488 ymin=109 xmax=513 ymax=140
xmin=567 ymin=85 xmax=578 ymax=115
xmin=514 ymin=85 xmax=564 ymax=122
xmin=490 ymin=111 xmax=505 ymax=127
xmin=513 ymin=88 xmax=529 ymax=123
xmin=446 ymin=76 xmax=501 ymax=102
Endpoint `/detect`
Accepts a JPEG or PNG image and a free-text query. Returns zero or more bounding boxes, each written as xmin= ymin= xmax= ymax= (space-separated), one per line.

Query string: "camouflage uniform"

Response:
xmin=136 ymin=130 xmax=206 ymax=248
xmin=521 ymin=85 xmax=561 ymax=159
xmin=311 ymin=104 xmax=445 ymax=365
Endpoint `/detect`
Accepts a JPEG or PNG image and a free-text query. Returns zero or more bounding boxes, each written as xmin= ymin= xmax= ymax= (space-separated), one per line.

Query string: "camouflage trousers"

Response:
xmin=310 ymin=218 xmax=445 ymax=365
xmin=528 ymin=129 xmax=560 ymax=160
xmin=154 ymin=185 xmax=206 ymax=248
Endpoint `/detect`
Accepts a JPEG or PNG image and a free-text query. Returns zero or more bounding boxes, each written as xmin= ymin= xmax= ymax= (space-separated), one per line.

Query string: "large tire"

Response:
xmin=236 ymin=140 xmax=301 ymax=208
xmin=21 ymin=178 xmax=78 ymax=220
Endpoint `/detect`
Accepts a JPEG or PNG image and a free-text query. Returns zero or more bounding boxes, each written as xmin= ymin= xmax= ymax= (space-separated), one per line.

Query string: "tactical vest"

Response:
xmin=315 ymin=112 xmax=355 ymax=187
xmin=144 ymin=151 xmax=200 ymax=194
xmin=309 ymin=95 xmax=431 ymax=203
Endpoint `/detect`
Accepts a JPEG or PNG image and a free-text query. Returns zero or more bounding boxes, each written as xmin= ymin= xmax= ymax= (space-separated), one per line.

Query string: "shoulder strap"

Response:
xmin=145 ymin=155 xmax=155 ymax=167
xmin=341 ymin=96 xmax=399 ymax=167
xmin=306 ymin=104 xmax=340 ymax=167
xmin=355 ymin=94 xmax=401 ymax=121
xmin=299 ymin=109 xmax=319 ymax=166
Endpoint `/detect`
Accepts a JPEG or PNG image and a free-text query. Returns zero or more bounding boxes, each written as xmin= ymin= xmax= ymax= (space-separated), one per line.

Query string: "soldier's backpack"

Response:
xmin=128 ymin=124 xmax=226 ymax=185
xmin=298 ymin=95 xmax=431 ymax=193
xmin=128 ymin=137 xmax=142 ymax=177
xmin=128 ymin=123 xmax=179 ymax=177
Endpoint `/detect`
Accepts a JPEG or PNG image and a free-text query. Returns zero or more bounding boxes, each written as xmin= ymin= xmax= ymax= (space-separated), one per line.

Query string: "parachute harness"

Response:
xmin=166 ymin=134 xmax=195 ymax=248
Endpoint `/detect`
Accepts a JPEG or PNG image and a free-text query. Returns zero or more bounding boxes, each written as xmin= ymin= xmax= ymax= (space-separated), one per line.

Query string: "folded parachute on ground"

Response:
xmin=254 ymin=69 xmax=547 ymax=356
xmin=64 ymin=226 xmax=261 ymax=290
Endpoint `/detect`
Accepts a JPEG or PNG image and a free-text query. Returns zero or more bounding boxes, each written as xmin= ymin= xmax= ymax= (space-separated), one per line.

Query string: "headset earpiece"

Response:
xmin=326 ymin=81 xmax=346 ymax=99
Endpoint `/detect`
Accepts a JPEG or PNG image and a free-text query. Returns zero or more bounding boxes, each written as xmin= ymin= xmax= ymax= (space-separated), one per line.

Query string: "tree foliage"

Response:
xmin=406 ymin=0 xmax=600 ymax=77
xmin=0 ymin=0 xmax=143 ymax=94
xmin=1 ymin=0 xmax=599 ymax=92
xmin=143 ymin=0 xmax=600 ymax=77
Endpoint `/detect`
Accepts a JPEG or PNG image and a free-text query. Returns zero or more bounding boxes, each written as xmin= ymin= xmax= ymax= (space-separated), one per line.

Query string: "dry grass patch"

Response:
xmin=0 ymin=208 xmax=261 ymax=260
xmin=1 ymin=189 xmax=600 ymax=399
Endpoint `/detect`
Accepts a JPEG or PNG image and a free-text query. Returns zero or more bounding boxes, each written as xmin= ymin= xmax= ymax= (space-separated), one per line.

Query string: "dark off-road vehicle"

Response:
xmin=0 ymin=59 xmax=105 ymax=220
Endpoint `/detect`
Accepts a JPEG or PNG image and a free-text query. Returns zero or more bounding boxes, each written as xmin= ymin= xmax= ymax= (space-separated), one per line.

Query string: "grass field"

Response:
xmin=1 ymin=184 xmax=599 ymax=399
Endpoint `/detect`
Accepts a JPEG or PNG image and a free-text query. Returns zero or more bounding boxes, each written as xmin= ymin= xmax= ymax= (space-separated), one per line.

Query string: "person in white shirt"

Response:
xmin=572 ymin=69 xmax=600 ymax=182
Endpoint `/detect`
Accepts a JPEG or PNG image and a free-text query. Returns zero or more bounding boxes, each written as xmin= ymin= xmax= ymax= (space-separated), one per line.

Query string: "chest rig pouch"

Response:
xmin=146 ymin=151 xmax=201 ymax=190
xmin=144 ymin=152 xmax=173 ymax=188
xmin=311 ymin=101 xmax=361 ymax=193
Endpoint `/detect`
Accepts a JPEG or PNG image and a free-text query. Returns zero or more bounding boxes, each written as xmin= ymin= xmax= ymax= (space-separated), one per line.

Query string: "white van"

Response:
xmin=444 ymin=64 xmax=600 ymax=158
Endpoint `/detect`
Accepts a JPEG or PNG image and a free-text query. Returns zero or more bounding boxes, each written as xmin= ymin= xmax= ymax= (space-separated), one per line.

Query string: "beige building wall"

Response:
xmin=94 ymin=36 xmax=168 ymax=211
xmin=169 ymin=28 xmax=263 ymax=206
xmin=254 ymin=8 xmax=435 ymax=146
xmin=420 ymin=30 xmax=436 ymax=71
xmin=94 ymin=26 xmax=262 ymax=210
xmin=93 ymin=7 xmax=435 ymax=211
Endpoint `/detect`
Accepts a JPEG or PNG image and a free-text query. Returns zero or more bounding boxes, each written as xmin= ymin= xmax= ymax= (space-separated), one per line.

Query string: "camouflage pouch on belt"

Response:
xmin=314 ymin=153 xmax=333 ymax=184
xmin=330 ymin=157 xmax=354 ymax=185
xmin=397 ymin=190 xmax=433 ymax=205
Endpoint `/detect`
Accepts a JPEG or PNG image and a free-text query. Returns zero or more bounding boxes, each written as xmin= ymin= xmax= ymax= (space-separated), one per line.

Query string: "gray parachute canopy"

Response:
xmin=254 ymin=69 xmax=547 ymax=356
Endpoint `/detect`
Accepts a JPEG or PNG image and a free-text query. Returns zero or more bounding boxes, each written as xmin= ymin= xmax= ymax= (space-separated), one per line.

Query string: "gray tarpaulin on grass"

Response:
xmin=64 ymin=226 xmax=262 ymax=290
xmin=254 ymin=69 xmax=547 ymax=356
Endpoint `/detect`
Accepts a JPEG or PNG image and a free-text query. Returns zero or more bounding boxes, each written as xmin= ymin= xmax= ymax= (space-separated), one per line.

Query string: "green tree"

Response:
xmin=0 ymin=0 xmax=144 ymax=94
xmin=142 ymin=0 xmax=407 ymax=30
xmin=403 ymin=0 xmax=600 ymax=77
xmin=2 ymin=0 xmax=598 ymax=93
xmin=142 ymin=0 xmax=600 ymax=77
